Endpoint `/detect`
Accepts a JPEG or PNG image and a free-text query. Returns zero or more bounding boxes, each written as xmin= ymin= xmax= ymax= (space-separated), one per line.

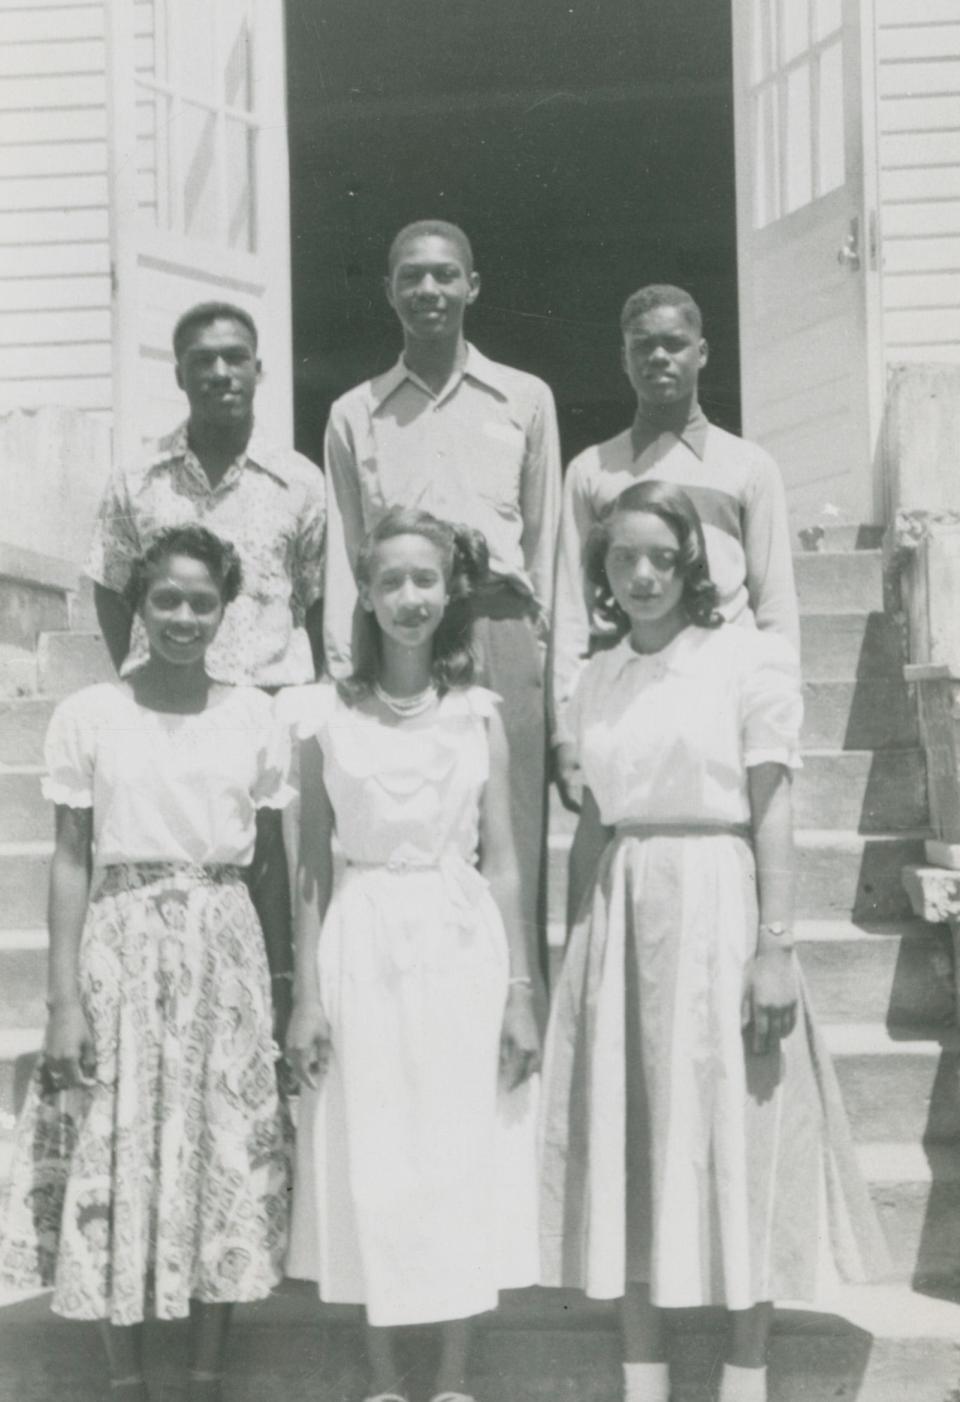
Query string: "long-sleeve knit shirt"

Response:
xmin=323 ymin=344 xmax=562 ymax=677
xmin=551 ymin=406 xmax=800 ymax=744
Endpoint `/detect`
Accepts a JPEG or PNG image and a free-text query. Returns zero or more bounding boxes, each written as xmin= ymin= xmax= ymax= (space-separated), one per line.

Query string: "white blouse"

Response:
xmin=569 ymin=625 xmax=802 ymax=829
xmin=43 ymin=683 xmax=293 ymax=867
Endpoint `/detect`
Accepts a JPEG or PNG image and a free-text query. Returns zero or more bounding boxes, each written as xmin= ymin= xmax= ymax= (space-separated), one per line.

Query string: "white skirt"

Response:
xmin=287 ymin=857 xmax=539 ymax=1325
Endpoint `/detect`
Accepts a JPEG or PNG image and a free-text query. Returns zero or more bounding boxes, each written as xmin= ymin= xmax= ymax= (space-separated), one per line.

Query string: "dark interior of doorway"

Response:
xmin=285 ymin=0 xmax=739 ymax=467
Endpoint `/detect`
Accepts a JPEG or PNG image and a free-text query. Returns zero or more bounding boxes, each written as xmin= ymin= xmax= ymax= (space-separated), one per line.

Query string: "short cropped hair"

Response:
xmin=387 ymin=220 xmax=474 ymax=275
xmin=172 ymin=302 xmax=258 ymax=360
xmin=584 ymin=480 xmax=721 ymax=633
xmin=620 ymin=284 xmax=703 ymax=336
xmin=125 ymin=524 xmax=244 ymax=612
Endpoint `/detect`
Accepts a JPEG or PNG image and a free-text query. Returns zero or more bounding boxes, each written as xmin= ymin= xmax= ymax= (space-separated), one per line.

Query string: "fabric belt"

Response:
xmin=95 ymin=861 xmax=247 ymax=897
xmin=614 ymin=821 xmax=752 ymax=841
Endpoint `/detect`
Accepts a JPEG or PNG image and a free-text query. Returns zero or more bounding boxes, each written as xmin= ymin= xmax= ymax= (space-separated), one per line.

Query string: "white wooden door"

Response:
xmin=105 ymin=0 xmax=293 ymax=464
xmin=732 ymin=0 xmax=883 ymax=526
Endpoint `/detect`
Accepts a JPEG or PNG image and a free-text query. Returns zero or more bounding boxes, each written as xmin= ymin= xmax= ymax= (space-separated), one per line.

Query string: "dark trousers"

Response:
xmin=471 ymin=586 xmax=550 ymax=1030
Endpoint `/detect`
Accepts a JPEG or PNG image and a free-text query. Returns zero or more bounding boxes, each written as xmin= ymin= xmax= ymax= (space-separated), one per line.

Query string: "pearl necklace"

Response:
xmin=373 ymin=681 xmax=438 ymax=718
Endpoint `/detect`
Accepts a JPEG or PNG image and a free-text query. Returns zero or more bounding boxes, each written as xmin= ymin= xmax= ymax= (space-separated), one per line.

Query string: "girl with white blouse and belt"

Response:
xmin=283 ymin=506 xmax=540 ymax=1402
xmin=539 ymin=482 xmax=888 ymax=1402
xmin=0 ymin=525 xmax=294 ymax=1402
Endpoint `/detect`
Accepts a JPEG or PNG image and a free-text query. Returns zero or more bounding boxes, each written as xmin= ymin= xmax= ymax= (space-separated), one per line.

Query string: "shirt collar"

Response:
xmin=371 ymin=342 xmax=510 ymax=409
xmin=631 ymin=402 xmax=710 ymax=461
xmin=160 ymin=420 xmax=292 ymax=487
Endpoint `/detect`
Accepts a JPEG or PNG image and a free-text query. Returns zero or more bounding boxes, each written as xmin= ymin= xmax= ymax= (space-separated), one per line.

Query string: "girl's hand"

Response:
xmin=270 ymin=976 xmax=294 ymax=1049
xmin=500 ymin=986 xmax=541 ymax=1090
xmin=285 ymin=997 xmax=332 ymax=1090
xmin=741 ymin=948 xmax=798 ymax=1055
xmin=43 ymin=998 xmax=95 ymax=1091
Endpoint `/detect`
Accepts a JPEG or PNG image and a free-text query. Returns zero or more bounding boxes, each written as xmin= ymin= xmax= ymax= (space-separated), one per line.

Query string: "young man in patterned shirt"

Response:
xmin=88 ymin=302 xmax=326 ymax=688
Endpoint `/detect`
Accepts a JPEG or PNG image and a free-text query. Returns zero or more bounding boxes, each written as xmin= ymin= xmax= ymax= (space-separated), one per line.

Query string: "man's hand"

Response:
xmin=553 ymin=741 xmax=583 ymax=814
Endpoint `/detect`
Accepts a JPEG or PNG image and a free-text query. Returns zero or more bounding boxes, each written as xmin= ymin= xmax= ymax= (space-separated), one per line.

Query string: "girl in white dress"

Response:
xmin=539 ymin=482 xmax=889 ymax=1402
xmin=283 ymin=507 xmax=541 ymax=1402
xmin=0 ymin=525 xmax=294 ymax=1402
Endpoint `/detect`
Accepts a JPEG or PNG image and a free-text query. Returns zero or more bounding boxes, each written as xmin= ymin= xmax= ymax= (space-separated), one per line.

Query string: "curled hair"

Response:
xmin=124 ymin=525 xmax=244 ymax=612
xmin=620 ymin=283 xmax=703 ymax=336
xmin=388 ymin=220 xmax=474 ymax=274
xmin=172 ymin=301 xmax=258 ymax=360
xmin=584 ymin=480 xmax=722 ymax=634
xmin=341 ymin=506 xmax=490 ymax=703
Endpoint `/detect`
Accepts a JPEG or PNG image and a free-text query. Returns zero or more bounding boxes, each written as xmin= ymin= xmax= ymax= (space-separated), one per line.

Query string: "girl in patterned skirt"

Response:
xmin=0 ymin=525 xmax=294 ymax=1402
xmin=283 ymin=507 xmax=541 ymax=1402
xmin=539 ymin=482 xmax=889 ymax=1402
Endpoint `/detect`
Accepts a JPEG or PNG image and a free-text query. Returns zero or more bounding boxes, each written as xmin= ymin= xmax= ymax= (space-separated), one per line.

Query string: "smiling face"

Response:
xmin=360 ymin=532 xmax=450 ymax=652
xmin=139 ymin=552 xmax=225 ymax=667
xmin=175 ymin=316 xmax=260 ymax=430
xmin=604 ymin=509 xmax=686 ymax=629
xmin=385 ymin=235 xmax=480 ymax=345
xmin=621 ymin=304 xmax=707 ymax=410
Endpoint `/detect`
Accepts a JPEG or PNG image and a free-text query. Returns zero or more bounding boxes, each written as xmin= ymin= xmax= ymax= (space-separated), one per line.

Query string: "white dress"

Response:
xmin=282 ymin=683 xmax=538 ymax=1326
xmin=539 ymin=626 xmax=890 ymax=1308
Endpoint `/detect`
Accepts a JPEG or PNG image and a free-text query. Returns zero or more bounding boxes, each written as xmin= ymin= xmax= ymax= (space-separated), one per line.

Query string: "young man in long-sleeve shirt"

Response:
xmin=324 ymin=219 xmax=562 ymax=1022
xmin=551 ymin=284 xmax=800 ymax=809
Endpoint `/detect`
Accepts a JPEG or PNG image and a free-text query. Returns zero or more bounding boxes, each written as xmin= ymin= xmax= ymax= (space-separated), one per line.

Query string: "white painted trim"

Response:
xmin=105 ymin=0 xmax=138 ymax=465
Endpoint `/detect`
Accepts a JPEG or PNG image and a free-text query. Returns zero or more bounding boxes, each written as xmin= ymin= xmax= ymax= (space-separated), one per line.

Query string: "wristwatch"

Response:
xmin=758 ymin=921 xmax=796 ymax=952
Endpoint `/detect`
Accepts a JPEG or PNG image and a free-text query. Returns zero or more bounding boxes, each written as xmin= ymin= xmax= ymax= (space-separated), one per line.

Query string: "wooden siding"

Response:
xmin=877 ymin=3 xmax=960 ymax=363
xmin=0 ymin=0 xmax=113 ymax=414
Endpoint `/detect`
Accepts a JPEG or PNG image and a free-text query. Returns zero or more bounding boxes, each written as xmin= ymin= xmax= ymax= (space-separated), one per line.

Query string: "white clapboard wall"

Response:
xmin=0 ymin=0 xmax=113 ymax=418
xmin=0 ymin=0 xmax=295 ymax=461
xmin=877 ymin=0 xmax=960 ymax=364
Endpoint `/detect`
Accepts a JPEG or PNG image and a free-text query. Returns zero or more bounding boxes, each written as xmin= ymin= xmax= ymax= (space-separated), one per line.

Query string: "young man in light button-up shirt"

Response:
xmin=323 ymin=220 xmax=562 ymax=1021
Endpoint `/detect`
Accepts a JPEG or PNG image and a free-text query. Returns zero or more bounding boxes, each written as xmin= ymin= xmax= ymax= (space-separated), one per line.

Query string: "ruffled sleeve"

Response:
xmin=251 ymin=695 xmax=296 ymax=810
xmin=42 ymin=692 xmax=96 ymax=807
xmin=463 ymin=685 xmax=502 ymax=720
xmin=739 ymin=631 xmax=803 ymax=770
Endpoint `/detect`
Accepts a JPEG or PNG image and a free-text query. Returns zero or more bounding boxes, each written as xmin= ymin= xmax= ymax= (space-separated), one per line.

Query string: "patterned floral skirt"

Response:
xmin=0 ymin=863 xmax=289 ymax=1324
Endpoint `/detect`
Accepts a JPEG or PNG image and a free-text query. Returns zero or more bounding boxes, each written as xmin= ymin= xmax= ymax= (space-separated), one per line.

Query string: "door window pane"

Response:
xmin=780 ymin=0 xmax=810 ymax=64
xmin=751 ymin=0 xmax=777 ymax=82
xmin=784 ymin=62 xmax=813 ymax=213
xmin=753 ymin=84 xmax=780 ymax=227
xmin=814 ymin=0 xmax=842 ymax=41
xmin=225 ymin=117 xmax=256 ymax=251
xmin=817 ymin=39 xmax=845 ymax=194
xmin=221 ymin=0 xmax=253 ymax=111
xmin=181 ymin=101 xmax=219 ymax=244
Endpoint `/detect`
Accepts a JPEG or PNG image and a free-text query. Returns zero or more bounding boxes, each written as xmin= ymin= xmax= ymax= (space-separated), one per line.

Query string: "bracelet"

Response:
xmin=757 ymin=921 xmax=796 ymax=953
xmin=271 ymin=971 xmax=294 ymax=983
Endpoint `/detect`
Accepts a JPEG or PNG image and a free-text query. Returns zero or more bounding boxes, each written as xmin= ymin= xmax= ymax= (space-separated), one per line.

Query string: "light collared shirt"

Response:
xmin=551 ymin=405 xmax=800 ymax=744
xmin=323 ymin=344 xmax=562 ymax=676
xmin=85 ymin=421 xmax=326 ymax=686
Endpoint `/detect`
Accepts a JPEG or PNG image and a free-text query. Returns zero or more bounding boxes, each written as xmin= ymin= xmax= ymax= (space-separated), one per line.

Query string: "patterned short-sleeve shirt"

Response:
xmin=85 ymin=422 xmax=325 ymax=686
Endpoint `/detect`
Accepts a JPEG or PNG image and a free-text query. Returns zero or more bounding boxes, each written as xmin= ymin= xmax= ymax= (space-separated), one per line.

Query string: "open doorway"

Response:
xmin=284 ymin=0 xmax=739 ymax=466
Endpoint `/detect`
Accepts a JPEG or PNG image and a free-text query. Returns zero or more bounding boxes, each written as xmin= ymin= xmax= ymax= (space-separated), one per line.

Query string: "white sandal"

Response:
xmin=430 ymin=1394 xmax=476 ymax=1402
xmin=363 ymin=1395 xmax=409 ymax=1402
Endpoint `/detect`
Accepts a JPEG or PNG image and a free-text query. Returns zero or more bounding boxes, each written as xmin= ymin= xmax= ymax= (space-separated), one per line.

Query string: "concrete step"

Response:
xmin=0 ymin=841 xmax=50 ymax=930
xmin=795 ymin=919 xmax=953 ymax=1026
xmin=0 ymin=1279 xmax=958 ymax=1402
xmin=864 ymin=1142 xmax=960 ymax=1284
xmin=795 ymin=830 xmax=926 ymax=921
xmin=0 ymin=644 xmax=37 ymax=700
xmin=36 ymin=630 xmax=112 ymax=697
xmin=0 ymin=930 xmax=47 ymax=1029
xmin=825 ymin=1023 xmax=960 ymax=1145
xmin=0 ymin=696 xmax=54 ymax=765
xmin=546 ymin=830 xmax=927 ymax=924
xmin=795 ymin=549 xmax=885 ymax=614
xmin=802 ymin=678 xmax=918 ymax=750
xmin=800 ymin=612 xmax=904 ymax=681
xmin=794 ymin=748 xmax=926 ymax=832
xmin=0 ymin=768 xmax=48 ymax=842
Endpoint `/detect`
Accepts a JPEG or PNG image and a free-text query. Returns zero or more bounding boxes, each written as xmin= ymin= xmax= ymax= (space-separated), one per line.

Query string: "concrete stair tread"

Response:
xmin=0 ymin=928 xmax=46 ymax=951
xmin=820 ymin=1021 xmax=960 ymax=1055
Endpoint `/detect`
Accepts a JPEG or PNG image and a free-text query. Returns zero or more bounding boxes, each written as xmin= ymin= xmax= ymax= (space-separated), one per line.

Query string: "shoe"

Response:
xmin=107 ymin=1379 xmax=148 ymax=1402
xmin=430 ymin=1394 xmax=476 ymax=1402
xmin=362 ymin=1395 xmax=409 ymax=1402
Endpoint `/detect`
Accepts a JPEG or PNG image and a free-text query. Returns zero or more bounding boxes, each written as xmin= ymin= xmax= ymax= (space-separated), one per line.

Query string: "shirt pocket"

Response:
xmin=475 ymin=418 xmax=525 ymax=509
